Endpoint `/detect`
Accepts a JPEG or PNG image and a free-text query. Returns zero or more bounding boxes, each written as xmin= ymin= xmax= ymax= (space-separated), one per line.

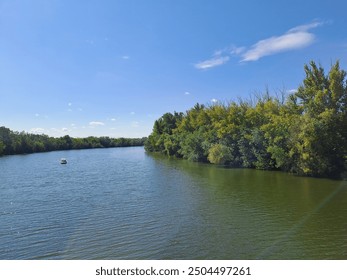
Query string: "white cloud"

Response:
xmin=230 ymin=46 xmax=245 ymax=55
xmin=211 ymin=98 xmax=218 ymax=103
xmin=194 ymin=46 xmax=246 ymax=70
xmin=89 ymin=121 xmax=105 ymax=126
xmin=287 ymin=21 xmax=324 ymax=33
xmin=241 ymin=32 xmax=315 ymax=62
xmin=241 ymin=21 xmax=323 ymax=62
xmin=287 ymin=89 xmax=298 ymax=94
xmin=195 ymin=56 xmax=230 ymax=69
xmin=110 ymin=118 xmax=116 ymax=121
xmin=194 ymin=21 xmax=324 ymax=67
xmin=30 ymin=128 xmax=45 ymax=134
xmin=184 ymin=91 xmax=190 ymax=95
xmin=122 ymin=55 xmax=130 ymax=60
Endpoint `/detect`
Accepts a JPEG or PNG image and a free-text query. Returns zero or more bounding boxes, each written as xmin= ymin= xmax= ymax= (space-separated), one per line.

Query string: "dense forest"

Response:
xmin=0 ymin=126 xmax=146 ymax=156
xmin=145 ymin=61 xmax=347 ymax=179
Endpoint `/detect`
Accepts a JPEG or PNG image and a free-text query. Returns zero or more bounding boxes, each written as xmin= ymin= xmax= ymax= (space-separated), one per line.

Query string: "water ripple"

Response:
xmin=1 ymin=147 xmax=347 ymax=259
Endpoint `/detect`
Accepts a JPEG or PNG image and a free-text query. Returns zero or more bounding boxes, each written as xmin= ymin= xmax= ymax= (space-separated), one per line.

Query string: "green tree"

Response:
xmin=208 ymin=143 xmax=233 ymax=165
xmin=145 ymin=60 xmax=347 ymax=179
xmin=179 ymin=129 xmax=207 ymax=162
xmin=293 ymin=61 xmax=347 ymax=177
xmin=0 ymin=140 xmax=5 ymax=155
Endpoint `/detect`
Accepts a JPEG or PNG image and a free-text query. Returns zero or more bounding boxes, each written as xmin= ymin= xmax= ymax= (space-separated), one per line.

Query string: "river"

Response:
xmin=1 ymin=147 xmax=346 ymax=259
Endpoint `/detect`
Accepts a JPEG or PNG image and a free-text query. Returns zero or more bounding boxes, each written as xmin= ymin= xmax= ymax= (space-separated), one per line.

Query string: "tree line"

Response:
xmin=0 ymin=126 xmax=146 ymax=156
xmin=145 ymin=61 xmax=347 ymax=179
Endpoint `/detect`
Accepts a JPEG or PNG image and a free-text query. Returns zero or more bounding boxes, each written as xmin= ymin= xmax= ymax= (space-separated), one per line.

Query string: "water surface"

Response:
xmin=1 ymin=147 xmax=346 ymax=259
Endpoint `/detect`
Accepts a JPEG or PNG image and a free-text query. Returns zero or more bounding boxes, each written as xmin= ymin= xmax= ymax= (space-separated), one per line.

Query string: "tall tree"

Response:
xmin=292 ymin=61 xmax=347 ymax=177
xmin=145 ymin=61 xmax=347 ymax=179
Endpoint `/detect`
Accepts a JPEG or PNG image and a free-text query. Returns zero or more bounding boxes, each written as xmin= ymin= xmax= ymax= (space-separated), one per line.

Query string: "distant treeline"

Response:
xmin=145 ymin=61 xmax=347 ymax=179
xmin=0 ymin=126 xmax=146 ymax=156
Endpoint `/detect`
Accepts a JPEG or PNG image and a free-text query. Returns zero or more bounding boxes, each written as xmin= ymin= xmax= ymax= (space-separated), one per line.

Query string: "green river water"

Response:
xmin=1 ymin=147 xmax=346 ymax=259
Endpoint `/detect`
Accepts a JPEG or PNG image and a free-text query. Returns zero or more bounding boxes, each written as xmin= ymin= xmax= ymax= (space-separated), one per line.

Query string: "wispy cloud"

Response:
xmin=241 ymin=22 xmax=321 ymax=62
xmin=287 ymin=21 xmax=324 ymax=33
xmin=184 ymin=91 xmax=190 ymax=95
xmin=30 ymin=128 xmax=45 ymax=134
xmin=230 ymin=46 xmax=245 ymax=55
xmin=195 ymin=56 xmax=230 ymax=70
xmin=194 ymin=21 xmax=325 ymax=68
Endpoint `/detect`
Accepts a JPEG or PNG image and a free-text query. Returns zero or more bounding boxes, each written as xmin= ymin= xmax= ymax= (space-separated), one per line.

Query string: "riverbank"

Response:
xmin=0 ymin=126 xmax=146 ymax=157
xmin=145 ymin=61 xmax=347 ymax=179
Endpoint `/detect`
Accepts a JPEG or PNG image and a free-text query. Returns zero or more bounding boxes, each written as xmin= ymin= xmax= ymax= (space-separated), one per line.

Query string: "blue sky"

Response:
xmin=0 ymin=0 xmax=346 ymax=138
